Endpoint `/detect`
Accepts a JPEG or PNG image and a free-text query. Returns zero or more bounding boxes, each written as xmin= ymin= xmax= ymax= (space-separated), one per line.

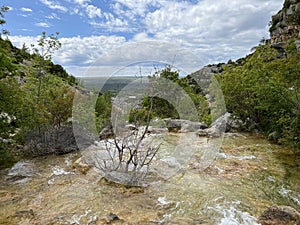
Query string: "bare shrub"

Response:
xmin=94 ymin=98 xmax=161 ymax=186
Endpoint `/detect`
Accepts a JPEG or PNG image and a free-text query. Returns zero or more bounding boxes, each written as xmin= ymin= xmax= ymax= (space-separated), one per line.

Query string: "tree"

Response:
xmin=0 ymin=5 xmax=9 ymax=36
xmin=30 ymin=32 xmax=62 ymax=106
xmin=31 ymin=32 xmax=61 ymax=60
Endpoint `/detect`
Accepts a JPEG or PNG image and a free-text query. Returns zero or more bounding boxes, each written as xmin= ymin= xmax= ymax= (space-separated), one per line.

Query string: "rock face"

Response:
xmin=163 ymin=118 xmax=207 ymax=132
xmin=258 ymin=205 xmax=300 ymax=225
xmin=270 ymin=0 xmax=300 ymax=44
xmin=26 ymin=125 xmax=79 ymax=155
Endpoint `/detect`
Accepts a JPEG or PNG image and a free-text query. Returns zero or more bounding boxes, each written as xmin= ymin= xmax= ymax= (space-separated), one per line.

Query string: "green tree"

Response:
xmin=31 ymin=32 xmax=61 ymax=60
xmin=95 ymin=92 xmax=112 ymax=132
xmin=0 ymin=5 xmax=9 ymax=36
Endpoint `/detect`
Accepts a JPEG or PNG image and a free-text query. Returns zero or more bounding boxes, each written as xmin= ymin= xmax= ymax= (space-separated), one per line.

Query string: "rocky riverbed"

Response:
xmin=0 ymin=132 xmax=299 ymax=225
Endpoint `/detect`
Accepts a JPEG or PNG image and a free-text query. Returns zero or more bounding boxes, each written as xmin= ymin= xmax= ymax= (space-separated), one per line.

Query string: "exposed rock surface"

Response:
xmin=198 ymin=112 xmax=230 ymax=137
xmin=163 ymin=118 xmax=207 ymax=132
xmin=258 ymin=205 xmax=300 ymax=225
xmin=99 ymin=124 xmax=114 ymax=140
xmin=71 ymin=157 xmax=91 ymax=174
xmin=270 ymin=0 xmax=300 ymax=44
xmin=7 ymin=161 xmax=38 ymax=183
xmin=26 ymin=125 xmax=79 ymax=155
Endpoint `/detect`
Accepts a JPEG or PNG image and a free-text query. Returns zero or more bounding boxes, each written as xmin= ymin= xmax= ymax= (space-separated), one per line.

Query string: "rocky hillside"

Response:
xmin=270 ymin=0 xmax=300 ymax=43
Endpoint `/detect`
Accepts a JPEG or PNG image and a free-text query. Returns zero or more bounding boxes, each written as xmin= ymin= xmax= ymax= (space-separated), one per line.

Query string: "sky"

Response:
xmin=2 ymin=0 xmax=284 ymax=77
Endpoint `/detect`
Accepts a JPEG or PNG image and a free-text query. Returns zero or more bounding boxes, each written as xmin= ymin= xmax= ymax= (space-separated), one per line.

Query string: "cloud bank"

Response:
xmin=9 ymin=0 xmax=283 ymax=76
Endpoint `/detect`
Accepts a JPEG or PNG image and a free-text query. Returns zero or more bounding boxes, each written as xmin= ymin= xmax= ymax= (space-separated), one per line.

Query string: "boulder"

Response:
xmin=163 ymin=118 xmax=207 ymax=132
xmin=26 ymin=125 xmax=79 ymax=156
xmin=7 ymin=161 xmax=38 ymax=183
xmin=147 ymin=126 xmax=168 ymax=134
xmin=227 ymin=114 xmax=244 ymax=131
xmin=258 ymin=205 xmax=300 ymax=225
xmin=99 ymin=124 xmax=114 ymax=140
xmin=197 ymin=113 xmax=230 ymax=137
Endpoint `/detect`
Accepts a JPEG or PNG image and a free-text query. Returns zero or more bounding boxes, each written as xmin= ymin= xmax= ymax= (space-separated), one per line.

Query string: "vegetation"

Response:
xmin=217 ymin=41 xmax=300 ymax=150
xmin=0 ymin=32 xmax=78 ymax=167
xmin=0 ymin=5 xmax=9 ymax=36
xmin=1 ymin=0 xmax=299 ymax=174
xmin=128 ymin=65 xmax=211 ymax=126
xmin=95 ymin=92 xmax=112 ymax=132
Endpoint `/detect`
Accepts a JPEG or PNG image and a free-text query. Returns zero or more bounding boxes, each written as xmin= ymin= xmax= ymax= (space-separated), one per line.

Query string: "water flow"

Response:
xmin=0 ymin=133 xmax=299 ymax=224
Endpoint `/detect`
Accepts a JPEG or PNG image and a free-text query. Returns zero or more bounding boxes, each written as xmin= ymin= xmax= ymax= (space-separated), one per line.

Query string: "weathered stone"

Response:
xmin=271 ymin=42 xmax=287 ymax=58
xmin=295 ymin=40 xmax=300 ymax=51
xmin=99 ymin=124 xmax=114 ymax=140
xmin=227 ymin=114 xmax=244 ymax=131
xmin=164 ymin=118 xmax=207 ymax=133
xmin=258 ymin=205 xmax=300 ymax=225
xmin=270 ymin=0 xmax=300 ymax=44
xmin=147 ymin=126 xmax=168 ymax=134
xmin=26 ymin=125 xmax=79 ymax=156
xmin=197 ymin=113 xmax=230 ymax=137
xmin=72 ymin=157 xmax=91 ymax=174
xmin=7 ymin=161 xmax=37 ymax=183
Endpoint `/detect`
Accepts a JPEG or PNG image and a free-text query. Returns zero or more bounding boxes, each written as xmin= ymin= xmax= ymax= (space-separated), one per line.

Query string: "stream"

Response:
xmin=0 ymin=133 xmax=299 ymax=225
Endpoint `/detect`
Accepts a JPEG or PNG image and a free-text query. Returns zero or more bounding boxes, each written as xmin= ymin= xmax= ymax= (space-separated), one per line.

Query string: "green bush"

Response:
xmin=218 ymin=43 xmax=300 ymax=151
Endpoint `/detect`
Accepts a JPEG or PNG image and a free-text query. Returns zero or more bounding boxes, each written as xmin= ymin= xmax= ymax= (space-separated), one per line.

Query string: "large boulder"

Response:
xmin=26 ymin=125 xmax=79 ymax=156
xmin=163 ymin=118 xmax=207 ymax=132
xmin=258 ymin=205 xmax=300 ymax=225
xmin=198 ymin=112 xmax=230 ymax=137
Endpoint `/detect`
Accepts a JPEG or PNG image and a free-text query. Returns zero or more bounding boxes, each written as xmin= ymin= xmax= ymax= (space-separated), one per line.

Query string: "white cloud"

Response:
xmin=86 ymin=4 xmax=101 ymax=18
xmin=9 ymin=0 xmax=284 ymax=76
xmin=20 ymin=7 xmax=32 ymax=12
xmin=35 ymin=22 xmax=52 ymax=28
xmin=141 ymin=0 xmax=283 ymax=62
xmin=39 ymin=0 xmax=68 ymax=12
xmin=46 ymin=13 xmax=60 ymax=20
xmin=114 ymin=0 xmax=160 ymax=16
xmin=55 ymin=35 xmax=126 ymax=65
xmin=90 ymin=12 xmax=130 ymax=32
xmin=8 ymin=36 xmax=38 ymax=49
xmin=73 ymin=0 xmax=91 ymax=6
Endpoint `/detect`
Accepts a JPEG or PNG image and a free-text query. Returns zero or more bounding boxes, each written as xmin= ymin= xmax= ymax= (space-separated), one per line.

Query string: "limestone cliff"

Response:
xmin=270 ymin=0 xmax=300 ymax=43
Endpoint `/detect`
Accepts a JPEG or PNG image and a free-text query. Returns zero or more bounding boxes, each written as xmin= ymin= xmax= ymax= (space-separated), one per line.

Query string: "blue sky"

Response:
xmin=2 ymin=0 xmax=283 ymax=77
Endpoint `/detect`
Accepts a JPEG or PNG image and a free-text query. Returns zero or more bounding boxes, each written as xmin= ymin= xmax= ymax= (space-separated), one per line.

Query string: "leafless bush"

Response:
xmin=94 ymin=98 xmax=161 ymax=186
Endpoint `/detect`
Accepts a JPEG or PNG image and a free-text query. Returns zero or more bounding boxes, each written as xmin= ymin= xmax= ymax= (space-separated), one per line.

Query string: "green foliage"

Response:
xmin=95 ymin=92 xmax=112 ymax=132
xmin=31 ymin=32 xmax=61 ymax=60
xmin=0 ymin=48 xmax=16 ymax=78
xmin=129 ymin=66 xmax=211 ymax=124
xmin=0 ymin=34 xmax=78 ymax=162
xmin=129 ymin=108 xmax=153 ymax=125
xmin=21 ymin=72 xmax=75 ymax=129
xmin=0 ymin=142 xmax=15 ymax=169
xmin=156 ymin=64 xmax=179 ymax=81
xmin=0 ymin=5 xmax=9 ymax=36
xmin=48 ymin=62 xmax=78 ymax=85
xmin=218 ymin=42 xmax=300 ymax=150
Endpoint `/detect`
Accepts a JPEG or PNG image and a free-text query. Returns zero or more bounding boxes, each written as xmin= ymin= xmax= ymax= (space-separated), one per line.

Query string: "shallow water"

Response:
xmin=0 ymin=133 xmax=299 ymax=224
